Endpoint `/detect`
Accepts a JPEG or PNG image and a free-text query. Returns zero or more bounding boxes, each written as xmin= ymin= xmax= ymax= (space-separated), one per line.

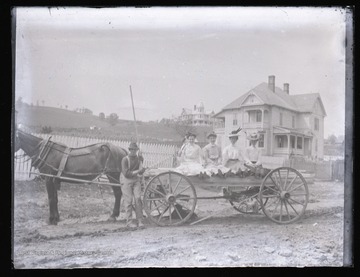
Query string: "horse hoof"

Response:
xmin=108 ymin=216 xmax=116 ymax=222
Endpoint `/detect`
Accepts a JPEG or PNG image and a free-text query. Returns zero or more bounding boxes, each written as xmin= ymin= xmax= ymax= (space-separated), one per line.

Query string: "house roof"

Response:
xmin=273 ymin=126 xmax=313 ymax=137
xmin=215 ymin=82 xmax=326 ymax=116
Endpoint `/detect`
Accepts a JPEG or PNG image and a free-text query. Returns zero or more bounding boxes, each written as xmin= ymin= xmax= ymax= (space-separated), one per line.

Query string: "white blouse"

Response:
xmin=222 ymin=144 xmax=242 ymax=162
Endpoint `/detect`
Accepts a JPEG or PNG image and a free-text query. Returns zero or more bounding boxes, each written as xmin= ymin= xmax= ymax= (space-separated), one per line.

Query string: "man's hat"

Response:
xmin=207 ymin=131 xmax=217 ymax=139
xmin=228 ymin=127 xmax=242 ymax=138
xmin=247 ymin=132 xmax=260 ymax=141
xmin=128 ymin=142 xmax=139 ymax=150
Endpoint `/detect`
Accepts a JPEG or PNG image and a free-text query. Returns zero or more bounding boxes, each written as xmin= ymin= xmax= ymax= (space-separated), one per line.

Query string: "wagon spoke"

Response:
xmin=173 ymin=204 xmax=184 ymax=220
xmin=156 ymin=177 xmax=168 ymax=195
xmin=169 ymin=204 xmax=172 ymax=224
xmin=148 ymin=188 xmax=166 ymax=198
xmin=144 ymin=197 xmax=165 ymax=201
xmin=288 ymin=197 xmax=305 ymax=206
xmin=150 ymin=201 xmax=167 ymax=213
xmin=168 ymin=173 xmax=173 ymax=193
xmin=285 ymin=199 xmax=299 ymax=215
xmin=262 ymin=194 xmax=279 ymax=198
xmin=289 ymin=193 xmax=307 ymax=196
xmin=279 ymin=200 xmax=283 ymax=222
xmin=285 ymin=174 xmax=298 ymax=191
xmin=158 ymin=205 xmax=170 ymax=222
xmin=175 ymin=185 xmax=191 ymax=197
xmin=284 ymin=168 xmax=290 ymax=191
xmin=269 ymin=176 xmax=281 ymax=191
xmin=262 ymin=186 xmax=280 ymax=195
xmin=283 ymin=199 xmax=291 ymax=221
xmin=173 ymin=176 xmax=183 ymax=194
xmin=277 ymin=170 xmax=283 ymax=190
xmin=270 ymin=198 xmax=281 ymax=218
xmin=287 ymin=182 xmax=305 ymax=194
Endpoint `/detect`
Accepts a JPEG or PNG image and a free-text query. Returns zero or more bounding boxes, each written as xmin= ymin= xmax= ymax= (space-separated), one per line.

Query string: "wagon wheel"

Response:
xmin=143 ymin=171 xmax=197 ymax=226
xmin=259 ymin=167 xmax=309 ymax=224
xmin=229 ymin=186 xmax=268 ymax=214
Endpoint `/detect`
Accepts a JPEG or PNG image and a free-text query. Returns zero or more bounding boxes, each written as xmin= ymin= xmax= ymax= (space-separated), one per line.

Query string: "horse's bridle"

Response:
xmin=14 ymin=130 xmax=46 ymax=163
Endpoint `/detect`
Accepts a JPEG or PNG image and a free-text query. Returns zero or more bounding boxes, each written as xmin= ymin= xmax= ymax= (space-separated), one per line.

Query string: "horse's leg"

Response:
xmin=45 ymin=178 xmax=58 ymax=225
xmin=54 ymin=180 xmax=61 ymax=222
xmin=108 ymin=173 xmax=122 ymax=221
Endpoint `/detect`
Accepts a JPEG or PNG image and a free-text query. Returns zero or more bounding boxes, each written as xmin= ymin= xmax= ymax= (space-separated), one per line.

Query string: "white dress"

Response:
xmin=173 ymin=143 xmax=204 ymax=176
xmin=222 ymin=144 xmax=246 ymax=173
xmin=202 ymin=143 xmax=230 ymax=176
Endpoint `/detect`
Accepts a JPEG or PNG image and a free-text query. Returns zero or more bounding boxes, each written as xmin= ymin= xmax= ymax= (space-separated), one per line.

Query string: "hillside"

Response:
xmin=16 ymin=105 xmax=212 ymax=145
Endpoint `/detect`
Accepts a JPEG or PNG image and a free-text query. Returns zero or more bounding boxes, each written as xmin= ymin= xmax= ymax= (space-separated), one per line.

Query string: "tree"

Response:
xmin=99 ymin=112 xmax=105 ymax=120
xmin=171 ymin=116 xmax=196 ymax=142
xmin=327 ymin=134 xmax=337 ymax=145
xmin=107 ymin=113 xmax=119 ymax=126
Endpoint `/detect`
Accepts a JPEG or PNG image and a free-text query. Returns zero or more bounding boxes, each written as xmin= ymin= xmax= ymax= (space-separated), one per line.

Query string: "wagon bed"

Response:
xmin=142 ymin=167 xmax=309 ymax=226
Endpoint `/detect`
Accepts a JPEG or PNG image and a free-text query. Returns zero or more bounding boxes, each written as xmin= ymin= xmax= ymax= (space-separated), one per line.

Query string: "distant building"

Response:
xmin=179 ymin=102 xmax=219 ymax=127
xmin=214 ymin=75 xmax=327 ymax=159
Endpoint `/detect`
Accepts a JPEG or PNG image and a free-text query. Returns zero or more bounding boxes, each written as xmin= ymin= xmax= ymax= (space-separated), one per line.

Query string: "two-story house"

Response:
xmin=213 ymin=76 xmax=327 ymax=159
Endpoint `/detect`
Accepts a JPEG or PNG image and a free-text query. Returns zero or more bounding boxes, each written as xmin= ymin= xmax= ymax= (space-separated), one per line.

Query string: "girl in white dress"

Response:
xmin=202 ymin=132 xmax=230 ymax=177
xmin=222 ymin=128 xmax=246 ymax=175
xmin=174 ymin=132 xmax=205 ymax=176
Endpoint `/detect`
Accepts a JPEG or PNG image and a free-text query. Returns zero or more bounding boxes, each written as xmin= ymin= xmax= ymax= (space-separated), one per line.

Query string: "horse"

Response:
xmin=14 ymin=128 xmax=127 ymax=225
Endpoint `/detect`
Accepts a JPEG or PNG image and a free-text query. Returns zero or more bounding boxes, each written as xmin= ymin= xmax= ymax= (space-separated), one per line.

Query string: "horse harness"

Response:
xmin=30 ymin=136 xmax=114 ymax=178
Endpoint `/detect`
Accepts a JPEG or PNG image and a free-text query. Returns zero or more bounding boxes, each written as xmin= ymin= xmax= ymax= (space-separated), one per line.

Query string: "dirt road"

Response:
xmin=13 ymin=178 xmax=344 ymax=268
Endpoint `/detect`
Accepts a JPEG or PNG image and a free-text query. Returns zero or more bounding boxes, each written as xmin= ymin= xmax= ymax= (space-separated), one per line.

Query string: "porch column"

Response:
xmin=287 ymin=134 xmax=290 ymax=158
xmin=261 ymin=109 xmax=264 ymax=129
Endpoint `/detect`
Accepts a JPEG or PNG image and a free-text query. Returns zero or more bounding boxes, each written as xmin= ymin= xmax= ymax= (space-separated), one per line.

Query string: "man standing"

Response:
xmin=121 ymin=142 xmax=146 ymax=229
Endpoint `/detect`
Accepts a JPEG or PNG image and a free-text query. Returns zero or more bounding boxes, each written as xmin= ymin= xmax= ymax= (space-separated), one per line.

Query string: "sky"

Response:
xmin=14 ymin=7 xmax=347 ymax=137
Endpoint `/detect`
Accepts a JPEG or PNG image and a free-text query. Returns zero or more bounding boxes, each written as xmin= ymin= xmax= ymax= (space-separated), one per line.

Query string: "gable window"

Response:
xmin=233 ymin=113 xmax=238 ymax=126
xmin=279 ymin=113 xmax=283 ymax=126
xmin=256 ymin=110 xmax=262 ymax=122
xmin=314 ymin=118 xmax=319 ymax=131
xmin=275 ymin=135 xmax=288 ymax=148
xmin=292 ymin=116 xmax=295 ymax=128
xmin=297 ymin=136 xmax=303 ymax=150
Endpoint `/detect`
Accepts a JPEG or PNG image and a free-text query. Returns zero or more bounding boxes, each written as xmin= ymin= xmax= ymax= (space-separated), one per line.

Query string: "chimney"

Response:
xmin=194 ymin=105 xmax=196 ymax=111
xmin=283 ymin=83 xmax=289 ymax=94
xmin=268 ymin=75 xmax=275 ymax=92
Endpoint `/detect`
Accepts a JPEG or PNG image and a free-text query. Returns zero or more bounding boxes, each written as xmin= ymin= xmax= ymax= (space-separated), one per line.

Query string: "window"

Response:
xmin=290 ymin=135 xmax=296 ymax=148
xmin=315 ymin=139 xmax=318 ymax=152
xmin=233 ymin=113 xmax=238 ymax=126
xmin=297 ymin=136 xmax=303 ymax=149
xmin=276 ymin=135 xmax=288 ymax=148
xmin=280 ymin=113 xmax=283 ymax=126
xmin=314 ymin=118 xmax=319 ymax=131
xmin=258 ymin=134 xmax=265 ymax=148
xmin=292 ymin=116 xmax=295 ymax=128
xmin=256 ymin=110 xmax=262 ymax=122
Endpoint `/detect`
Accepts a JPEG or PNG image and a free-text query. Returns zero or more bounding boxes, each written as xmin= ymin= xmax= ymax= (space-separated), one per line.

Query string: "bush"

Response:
xmin=41 ymin=126 xmax=53 ymax=134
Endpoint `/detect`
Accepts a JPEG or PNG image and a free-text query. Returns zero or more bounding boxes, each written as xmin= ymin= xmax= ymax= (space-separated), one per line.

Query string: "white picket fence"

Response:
xmin=14 ymin=133 xmax=178 ymax=181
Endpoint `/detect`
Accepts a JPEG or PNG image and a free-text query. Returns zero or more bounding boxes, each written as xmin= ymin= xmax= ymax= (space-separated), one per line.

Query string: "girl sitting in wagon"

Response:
xmin=244 ymin=132 xmax=271 ymax=178
xmin=202 ymin=131 xmax=230 ymax=178
xmin=174 ymin=132 xmax=206 ymax=177
xmin=222 ymin=128 xmax=246 ymax=177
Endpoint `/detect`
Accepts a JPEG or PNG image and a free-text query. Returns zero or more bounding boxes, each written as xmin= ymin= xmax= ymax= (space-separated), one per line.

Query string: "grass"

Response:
xmin=16 ymin=105 xmax=212 ymax=144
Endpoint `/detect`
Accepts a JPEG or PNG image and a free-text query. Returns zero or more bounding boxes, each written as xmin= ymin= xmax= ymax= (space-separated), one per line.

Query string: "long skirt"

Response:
xmin=172 ymin=161 xmax=205 ymax=176
xmin=203 ymin=163 xmax=231 ymax=176
xmin=224 ymin=160 xmax=246 ymax=173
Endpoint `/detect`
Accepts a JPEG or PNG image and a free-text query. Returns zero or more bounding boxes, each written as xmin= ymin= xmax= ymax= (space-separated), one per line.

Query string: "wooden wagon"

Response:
xmin=142 ymin=167 xmax=309 ymax=226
